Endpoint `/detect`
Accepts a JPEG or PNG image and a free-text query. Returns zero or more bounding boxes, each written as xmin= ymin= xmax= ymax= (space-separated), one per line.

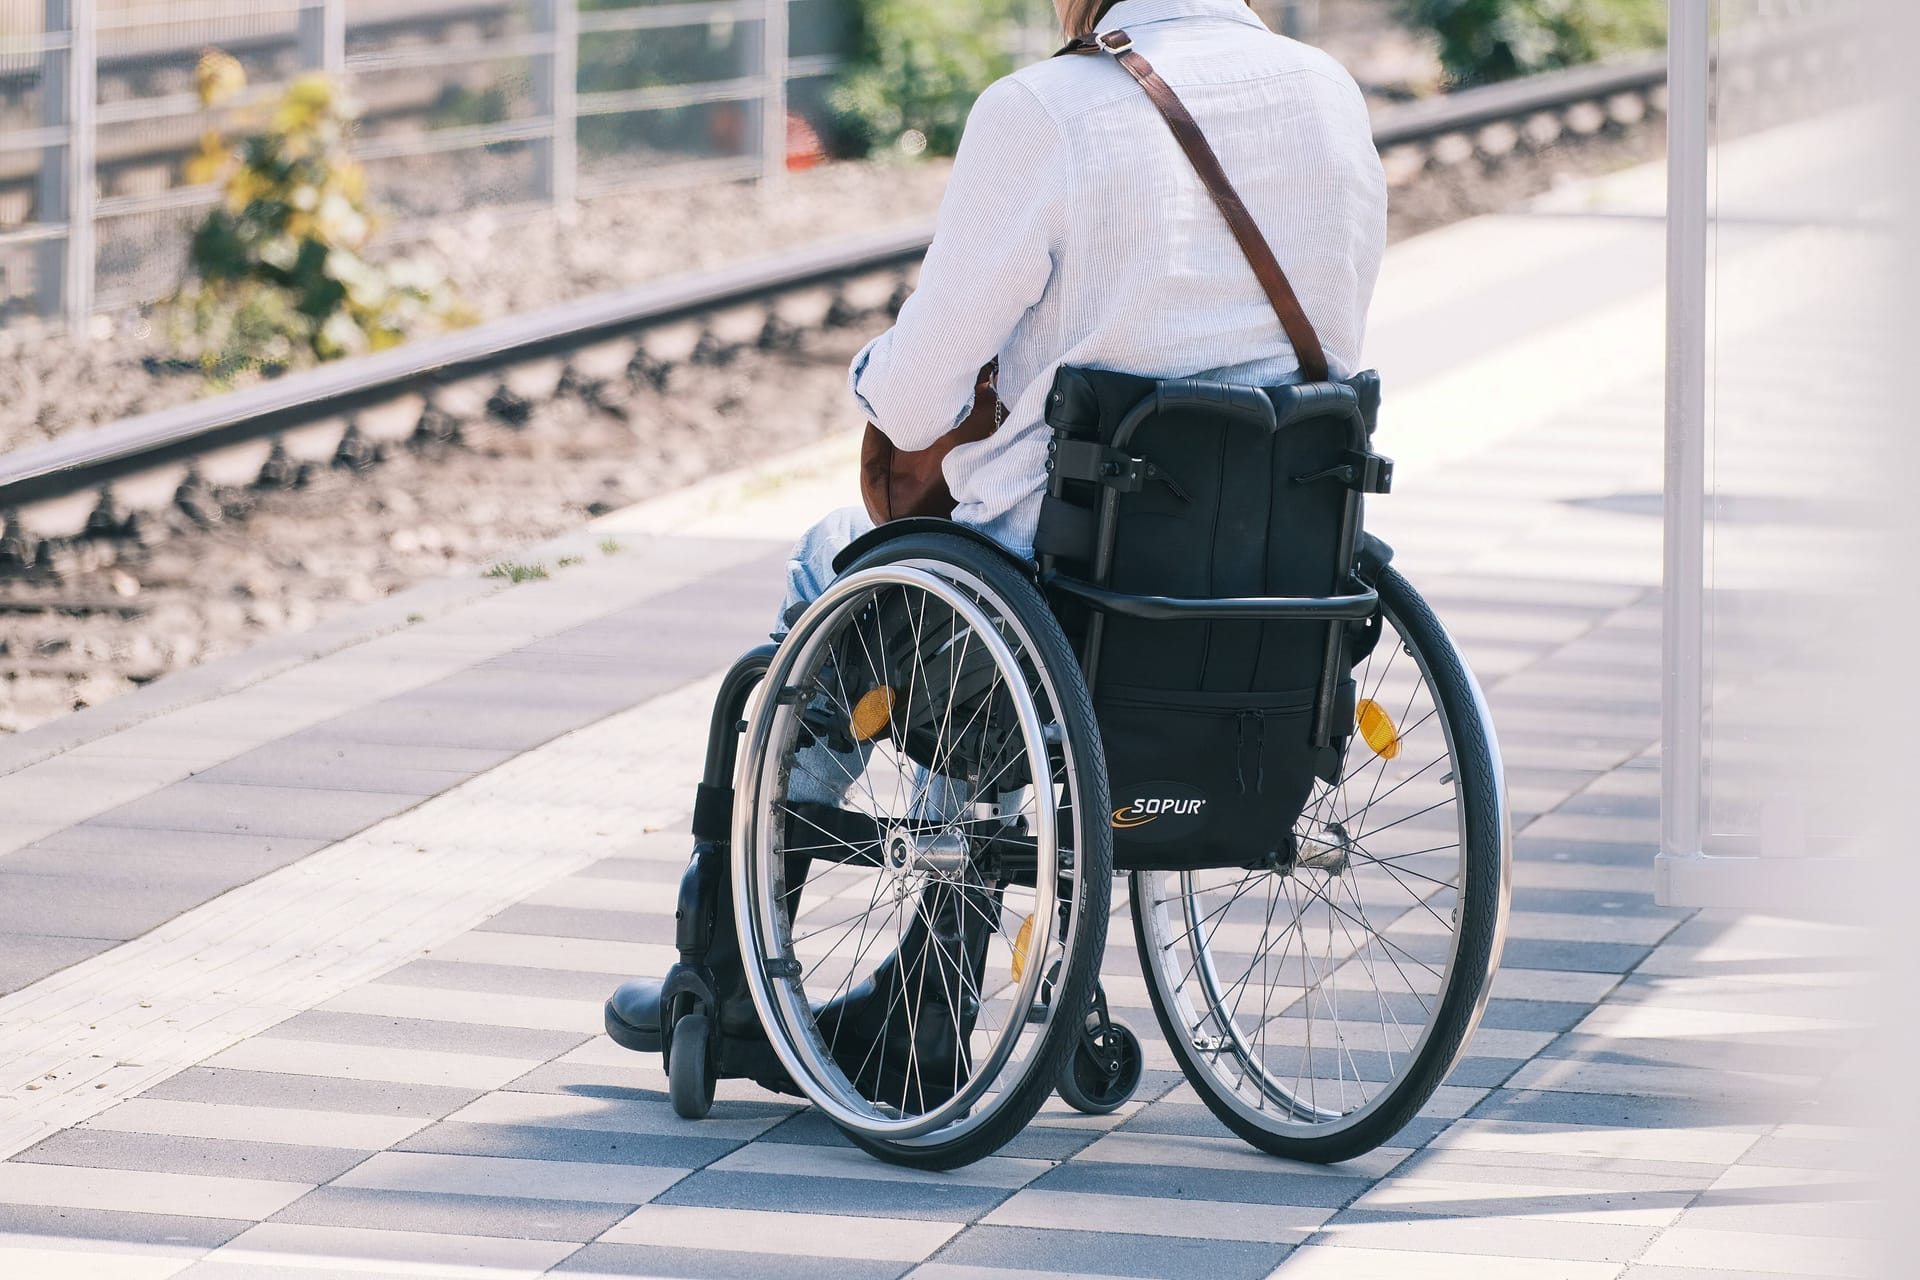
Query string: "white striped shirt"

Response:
xmin=849 ymin=0 xmax=1387 ymax=554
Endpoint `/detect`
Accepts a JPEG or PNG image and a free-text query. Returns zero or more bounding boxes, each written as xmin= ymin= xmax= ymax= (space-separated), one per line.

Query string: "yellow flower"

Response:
xmin=274 ymin=74 xmax=335 ymax=134
xmin=194 ymin=50 xmax=246 ymax=108
xmin=185 ymin=129 xmax=229 ymax=185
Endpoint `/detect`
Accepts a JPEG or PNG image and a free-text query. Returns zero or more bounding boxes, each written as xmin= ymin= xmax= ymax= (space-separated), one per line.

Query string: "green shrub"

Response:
xmin=830 ymin=0 xmax=1022 ymax=158
xmin=1401 ymin=0 xmax=1666 ymax=86
xmin=168 ymin=53 xmax=464 ymax=385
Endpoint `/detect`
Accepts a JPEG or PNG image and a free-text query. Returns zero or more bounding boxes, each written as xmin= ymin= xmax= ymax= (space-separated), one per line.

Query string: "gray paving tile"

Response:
xmin=936 ymin=1225 xmax=1288 ymax=1280
xmin=1030 ymin=1158 xmax=1369 ymax=1209
xmin=751 ymin=1111 xmax=1097 ymax=1163
xmin=0 ymin=838 xmax=305 ymax=887
xmin=477 ymin=903 xmax=649 ymax=942
xmin=1497 ymin=938 xmax=1652 ymax=974
xmin=1469 ymin=1088 xmax=1774 ymax=1130
xmin=11 ymin=819 xmax=328 ymax=859
xmin=1514 ymin=836 xmax=1655 ymax=866
xmin=190 ymin=741 xmax=487 ymax=796
xmin=0 ymin=868 xmax=245 ymax=942
xmin=1543 ymin=1036 xmax=1830 ymax=1076
xmin=553 ymin=1243 xmax=906 ymax=1280
xmin=1557 ymin=791 xmax=1661 ymax=819
xmin=393 ymin=669 xmax=667 ymax=714
xmin=303 ymin=701 xmax=600 ymax=751
xmin=0 ymin=932 xmax=113 ymax=994
xmin=1508 ymin=887 xmax=1680 ymax=918
xmin=1476 ymin=1000 xmax=1594 ymax=1033
xmin=1386 ymin=1115 xmax=1454 ymax=1149
xmin=396 ymin=1120 xmax=738 ymax=1169
xmin=373 ymin=959 xmax=628 ymax=1002
xmin=260 ymin=1009 xmax=588 ymax=1061
xmin=90 ymin=780 xmax=420 ymax=840
xmin=140 ymin=1066 xmax=480 ymax=1119
xmin=1444 ymin=1057 xmax=1529 ymax=1088
xmin=503 ymin=1064 xmax=666 ymax=1100
xmin=475 ymin=649 xmax=705 ymax=682
xmin=269 ymin=1184 xmax=629 ymax=1243
xmin=657 ymin=1170 xmax=1010 ymax=1221
xmin=13 ymin=1128 xmax=369 ymax=1184
xmin=0 ymin=1201 xmax=251 ymax=1248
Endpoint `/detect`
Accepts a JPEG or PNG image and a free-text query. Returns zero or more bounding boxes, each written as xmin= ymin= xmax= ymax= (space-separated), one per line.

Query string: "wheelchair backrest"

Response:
xmin=1035 ymin=365 xmax=1391 ymax=872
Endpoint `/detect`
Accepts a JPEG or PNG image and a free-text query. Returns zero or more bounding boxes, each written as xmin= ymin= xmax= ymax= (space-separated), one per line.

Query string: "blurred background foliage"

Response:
xmin=1399 ymin=0 xmax=1666 ymax=86
xmin=828 ymin=0 xmax=1026 ymax=158
xmin=169 ymin=54 xmax=463 ymax=385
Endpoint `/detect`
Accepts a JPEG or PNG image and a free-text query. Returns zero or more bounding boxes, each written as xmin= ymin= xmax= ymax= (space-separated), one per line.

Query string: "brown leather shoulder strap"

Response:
xmin=1058 ymin=30 xmax=1330 ymax=384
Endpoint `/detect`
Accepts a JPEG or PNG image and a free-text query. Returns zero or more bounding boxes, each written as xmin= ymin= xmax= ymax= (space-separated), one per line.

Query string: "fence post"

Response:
xmin=37 ymin=0 xmax=96 ymax=331
xmin=761 ymin=0 xmax=789 ymax=188
xmin=51 ymin=2 xmax=93 ymax=330
xmin=532 ymin=0 xmax=579 ymax=205
xmin=297 ymin=0 xmax=347 ymax=76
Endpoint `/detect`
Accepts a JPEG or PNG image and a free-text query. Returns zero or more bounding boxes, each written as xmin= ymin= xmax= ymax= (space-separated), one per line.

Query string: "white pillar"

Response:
xmin=1658 ymin=0 xmax=1711 ymax=892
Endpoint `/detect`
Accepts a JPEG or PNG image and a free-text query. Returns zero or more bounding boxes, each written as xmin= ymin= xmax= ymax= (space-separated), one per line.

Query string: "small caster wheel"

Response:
xmin=668 ymin=1012 xmax=717 ymax=1119
xmin=1056 ymin=1015 xmax=1143 ymax=1115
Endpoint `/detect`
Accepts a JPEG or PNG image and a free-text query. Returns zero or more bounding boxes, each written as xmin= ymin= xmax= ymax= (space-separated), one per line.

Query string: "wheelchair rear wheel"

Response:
xmin=733 ymin=532 xmax=1112 ymax=1169
xmin=1131 ymin=565 xmax=1509 ymax=1163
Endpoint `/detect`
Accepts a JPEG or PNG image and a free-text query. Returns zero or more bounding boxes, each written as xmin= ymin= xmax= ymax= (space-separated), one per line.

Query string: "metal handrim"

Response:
xmin=733 ymin=563 xmax=1087 ymax=1144
xmin=1138 ymin=588 xmax=1483 ymax=1137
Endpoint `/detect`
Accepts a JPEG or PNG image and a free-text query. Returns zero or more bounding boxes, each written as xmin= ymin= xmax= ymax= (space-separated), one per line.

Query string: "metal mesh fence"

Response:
xmin=0 ymin=0 xmax=873 ymax=329
xmin=0 ymin=1 xmax=1338 ymax=333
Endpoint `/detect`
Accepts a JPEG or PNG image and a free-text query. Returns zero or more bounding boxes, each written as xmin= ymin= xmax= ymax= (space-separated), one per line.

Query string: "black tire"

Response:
xmin=1056 ymin=1017 xmax=1144 ymax=1116
xmin=1131 ymin=565 xmax=1507 ymax=1164
xmin=668 ymin=1013 xmax=716 ymax=1119
xmin=738 ymin=531 xmax=1113 ymax=1171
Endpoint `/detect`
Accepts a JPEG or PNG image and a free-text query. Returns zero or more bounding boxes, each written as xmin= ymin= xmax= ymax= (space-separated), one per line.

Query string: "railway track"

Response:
xmin=0 ymin=24 xmax=1863 ymax=576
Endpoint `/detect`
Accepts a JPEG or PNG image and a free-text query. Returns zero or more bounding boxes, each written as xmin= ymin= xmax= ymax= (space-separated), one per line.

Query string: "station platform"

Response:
xmin=0 ymin=134 xmax=1879 ymax=1279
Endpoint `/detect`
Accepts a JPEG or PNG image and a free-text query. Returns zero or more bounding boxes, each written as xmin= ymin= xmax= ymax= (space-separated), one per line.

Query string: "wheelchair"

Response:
xmin=605 ymin=364 xmax=1510 ymax=1170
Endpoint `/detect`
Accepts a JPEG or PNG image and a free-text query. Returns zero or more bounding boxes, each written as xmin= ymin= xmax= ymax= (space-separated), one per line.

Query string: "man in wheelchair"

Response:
xmin=605 ymin=0 xmax=1508 ymax=1170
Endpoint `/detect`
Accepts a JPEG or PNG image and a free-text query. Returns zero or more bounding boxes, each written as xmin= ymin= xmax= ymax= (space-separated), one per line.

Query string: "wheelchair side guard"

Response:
xmin=830 ymin=516 xmax=1039 ymax=581
xmin=1358 ymin=531 xmax=1395 ymax=583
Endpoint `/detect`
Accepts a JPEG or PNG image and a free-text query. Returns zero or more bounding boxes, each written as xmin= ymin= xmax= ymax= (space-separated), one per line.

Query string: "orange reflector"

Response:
xmin=1356 ymin=698 xmax=1400 ymax=760
xmin=1011 ymin=913 xmax=1035 ymax=983
xmin=850 ymin=686 xmax=896 ymax=742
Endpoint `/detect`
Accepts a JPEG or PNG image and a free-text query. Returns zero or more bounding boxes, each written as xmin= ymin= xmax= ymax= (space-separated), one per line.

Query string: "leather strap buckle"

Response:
xmin=1098 ymin=29 xmax=1134 ymax=54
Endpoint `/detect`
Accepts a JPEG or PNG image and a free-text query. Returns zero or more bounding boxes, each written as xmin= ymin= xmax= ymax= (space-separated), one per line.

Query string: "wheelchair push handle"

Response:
xmin=1044 ymin=571 xmax=1379 ymax=622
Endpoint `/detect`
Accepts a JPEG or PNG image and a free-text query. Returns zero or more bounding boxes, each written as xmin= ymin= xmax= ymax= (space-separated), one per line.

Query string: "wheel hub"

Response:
xmin=1295 ymin=819 xmax=1353 ymax=875
xmin=883 ymin=824 xmax=971 ymax=879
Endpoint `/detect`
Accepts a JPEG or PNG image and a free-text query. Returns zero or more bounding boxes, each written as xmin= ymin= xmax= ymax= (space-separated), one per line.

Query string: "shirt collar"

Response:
xmin=1098 ymin=0 xmax=1268 ymax=34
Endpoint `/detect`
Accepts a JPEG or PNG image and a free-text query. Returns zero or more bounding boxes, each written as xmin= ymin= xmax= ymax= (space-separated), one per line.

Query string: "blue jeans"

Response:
xmin=777 ymin=505 xmax=873 ymax=633
xmin=778 ymin=506 xmax=871 ymax=805
xmin=777 ymin=506 xmax=981 ymax=822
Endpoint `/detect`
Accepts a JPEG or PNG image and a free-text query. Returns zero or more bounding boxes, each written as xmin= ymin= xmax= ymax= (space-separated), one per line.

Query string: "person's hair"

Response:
xmin=1060 ymin=0 xmax=1253 ymax=39
xmin=1059 ymin=0 xmax=1121 ymax=39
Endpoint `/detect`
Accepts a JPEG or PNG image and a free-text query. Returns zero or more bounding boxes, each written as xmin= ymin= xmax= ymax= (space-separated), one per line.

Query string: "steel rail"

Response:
xmin=1370 ymin=51 xmax=1665 ymax=149
xmin=0 ymin=224 xmax=932 ymax=509
xmin=0 ymin=39 xmax=1816 ymax=521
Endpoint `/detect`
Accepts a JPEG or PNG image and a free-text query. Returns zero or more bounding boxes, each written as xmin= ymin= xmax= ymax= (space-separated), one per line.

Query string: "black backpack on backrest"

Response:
xmin=1036 ymin=365 xmax=1391 ymax=872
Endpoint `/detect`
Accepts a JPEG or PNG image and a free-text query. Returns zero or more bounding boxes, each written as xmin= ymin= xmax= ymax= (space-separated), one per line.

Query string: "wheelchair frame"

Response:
xmin=612 ymin=371 xmax=1508 ymax=1169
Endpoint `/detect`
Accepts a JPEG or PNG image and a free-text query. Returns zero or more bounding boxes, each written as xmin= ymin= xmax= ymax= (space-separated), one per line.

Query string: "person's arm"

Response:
xmin=850 ymin=78 xmax=1065 ymax=452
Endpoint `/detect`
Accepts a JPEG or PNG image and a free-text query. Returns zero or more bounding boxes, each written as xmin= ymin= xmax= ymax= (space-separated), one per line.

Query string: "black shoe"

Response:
xmin=605 ymin=979 xmax=665 ymax=1053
